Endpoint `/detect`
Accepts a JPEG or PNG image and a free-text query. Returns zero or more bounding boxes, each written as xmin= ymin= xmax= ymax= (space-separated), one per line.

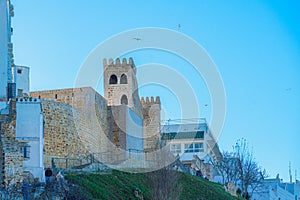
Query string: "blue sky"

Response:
xmin=11 ymin=0 xmax=300 ymax=181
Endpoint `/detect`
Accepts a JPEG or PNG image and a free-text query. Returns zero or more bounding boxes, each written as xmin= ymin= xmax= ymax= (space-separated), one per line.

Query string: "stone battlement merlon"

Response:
xmin=140 ymin=96 xmax=160 ymax=106
xmin=103 ymin=57 xmax=136 ymax=70
xmin=16 ymin=97 xmax=40 ymax=103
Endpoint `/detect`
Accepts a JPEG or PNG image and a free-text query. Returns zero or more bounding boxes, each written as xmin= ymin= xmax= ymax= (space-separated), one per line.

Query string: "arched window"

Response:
xmin=109 ymin=74 xmax=118 ymax=84
xmin=121 ymin=95 xmax=128 ymax=105
xmin=120 ymin=74 xmax=128 ymax=84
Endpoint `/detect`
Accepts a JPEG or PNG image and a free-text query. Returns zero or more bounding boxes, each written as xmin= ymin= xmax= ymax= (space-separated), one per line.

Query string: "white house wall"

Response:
xmin=16 ymin=99 xmax=45 ymax=182
xmin=12 ymin=65 xmax=30 ymax=96
xmin=0 ymin=0 xmax=9 ymax=99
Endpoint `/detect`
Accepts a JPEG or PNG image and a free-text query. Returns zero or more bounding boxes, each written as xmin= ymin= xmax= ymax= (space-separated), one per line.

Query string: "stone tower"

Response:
xmin=141 ymin=96 xmax=161 ymax=152
xmin=103 ymin=57 xmax=142 ymax=116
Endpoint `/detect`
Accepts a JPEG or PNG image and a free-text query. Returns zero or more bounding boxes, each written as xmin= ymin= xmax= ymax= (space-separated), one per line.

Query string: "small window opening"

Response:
xmin=120 ymin=74 xmax=128 ymax=84
xmin=121 ymin=95 xmax=128 ymax=105
xmin=17 ymin=89 xmax=23 ymax=96
xmin=109 ymin=74 xmax=118 ymax=84
xmin=20 ymin=144 xmax=30 ymax=159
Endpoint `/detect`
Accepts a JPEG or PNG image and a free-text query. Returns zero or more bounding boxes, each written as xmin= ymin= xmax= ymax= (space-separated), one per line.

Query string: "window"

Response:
xmin=17 ymin=69 xmax=22 ymax=74
xmin=120 ymin=74 xmax=127 ymax=84
xmin=109 ymin=74 xmax=118 ymax=84
xmin=194 ymin=143 xmax=204 ymax=152
xmin=20 ymin=144 xmax=30 ymax=159
xmin=121 ymin=95 xmax=128 ymax=105
xmin=171 ymin=144 xmax=181 ymax=154
xmin=17 ymin=89 xmax=23 ymax=96
xmin=184 ymin=144 xmax=194 ymax=153
xmin=55 ymin=94 xmax=57 ymax=99
xmin=184 ymin=143 xmax=204 ymax=153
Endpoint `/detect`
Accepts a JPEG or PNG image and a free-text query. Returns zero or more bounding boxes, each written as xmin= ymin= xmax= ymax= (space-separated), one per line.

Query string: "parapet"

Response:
xmin=16 ymin=97 xmax=40 ymax=103
xmin=140 ymin=96 xmax=160 ymax=106
xmin=103 ymin=57 xmax=136 ymax=69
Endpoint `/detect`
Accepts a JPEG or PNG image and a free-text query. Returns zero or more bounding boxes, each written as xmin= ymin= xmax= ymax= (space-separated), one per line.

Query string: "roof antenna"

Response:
xmin=289 ymin=161 xmax=292 ymax=183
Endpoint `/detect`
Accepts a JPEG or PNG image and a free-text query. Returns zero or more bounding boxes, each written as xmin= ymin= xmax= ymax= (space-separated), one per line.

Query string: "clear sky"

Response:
xmin=11 ymin=0 xmax=300 ymax=181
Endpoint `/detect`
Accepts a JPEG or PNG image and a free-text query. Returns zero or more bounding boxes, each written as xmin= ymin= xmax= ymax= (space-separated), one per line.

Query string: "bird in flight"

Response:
xmin=285 ymin=88 xmax=292 ymax=92
xmin=133 ymin=37 xmax=142 ymax=41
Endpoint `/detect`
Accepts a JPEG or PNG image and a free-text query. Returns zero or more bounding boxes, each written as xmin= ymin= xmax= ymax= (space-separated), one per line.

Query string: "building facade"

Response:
xmin=252 ymin=176 xmax=300 ymax=200
xmin=0 ymin=0 xmax=13 ymax=100
xmin=161 ymin=120 xmax=222 ymax=181
xmin=16 ymin=98 xmax=44 ymax=182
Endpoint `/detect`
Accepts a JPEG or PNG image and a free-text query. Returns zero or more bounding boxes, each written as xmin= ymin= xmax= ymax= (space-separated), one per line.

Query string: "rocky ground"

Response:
xmin=0 ymin=178 xmax=87 ymax=200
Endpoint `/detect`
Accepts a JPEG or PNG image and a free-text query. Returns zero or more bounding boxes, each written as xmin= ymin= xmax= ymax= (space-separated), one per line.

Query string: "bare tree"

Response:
xmin=148 ymin=166 xmax=182 ymax=200
xmin=211 ymin=138 xmax=267 ymax=199
xmin=147 ymin=151 xmax=182 ymax=200
xmin=234 ymin=138 xmax=267 ymax=199
xmin=211 ymin=151 xmax=239 ymax=186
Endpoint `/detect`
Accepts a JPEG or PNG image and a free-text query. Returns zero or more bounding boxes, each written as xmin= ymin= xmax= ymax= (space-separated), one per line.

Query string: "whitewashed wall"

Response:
xmin=0 ymin=0 xmax=9 ymax=99
xmin=12 ymin=65 xmax=30 ymax=96
xmin=16 ymin=99 xmax=45 ymax=182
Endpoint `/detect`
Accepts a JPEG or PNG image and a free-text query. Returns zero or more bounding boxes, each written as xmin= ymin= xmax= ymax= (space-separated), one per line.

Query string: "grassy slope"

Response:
xmin=66 ymin=170 xmax=239 ymax=200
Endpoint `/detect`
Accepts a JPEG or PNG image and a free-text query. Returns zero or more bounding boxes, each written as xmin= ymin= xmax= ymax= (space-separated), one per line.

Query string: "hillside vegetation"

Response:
xmin=66 ymin=170 xmax=240 ymax=200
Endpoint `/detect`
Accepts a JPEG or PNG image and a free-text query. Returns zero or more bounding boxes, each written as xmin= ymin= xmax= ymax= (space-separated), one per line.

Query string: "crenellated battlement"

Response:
xmin=16 ymin=97 xmax=40 ymax=103
xmin=140 ymin=96 xmax=160 ymax=106
xmin=103 ymin=57 xmax=135 ymax=68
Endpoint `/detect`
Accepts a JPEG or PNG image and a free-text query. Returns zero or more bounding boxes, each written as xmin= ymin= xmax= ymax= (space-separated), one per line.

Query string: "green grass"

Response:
xmin=66 ymin=170 xmax=241 ymax=200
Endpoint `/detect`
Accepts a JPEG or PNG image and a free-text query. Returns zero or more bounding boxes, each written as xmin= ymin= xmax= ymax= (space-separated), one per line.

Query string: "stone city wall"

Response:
xmin=0 ymin=101 xmax=23 ymax=187
xmin=40 ymin=100 xmax=90 ymax=167
xmin=31 ymin=87 xmax=112 ymax=166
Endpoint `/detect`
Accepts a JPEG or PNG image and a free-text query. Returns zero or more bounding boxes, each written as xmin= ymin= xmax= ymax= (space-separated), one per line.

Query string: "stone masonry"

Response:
xmin=0 ymin=100 xmax=23 ymax=187
xmin=141 ymin=96 xmax=161 ymax=151
xmin=103 ymin=58 xmax=143 ymax=117
xmin=31 ymin=87 xmax=113 ymax=166
xmin=28 ymin=58 xmax=161 ymax=168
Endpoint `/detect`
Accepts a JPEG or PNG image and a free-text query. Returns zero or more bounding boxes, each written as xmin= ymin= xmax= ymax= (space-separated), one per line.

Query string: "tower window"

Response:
xmin=17 ymin=69 xmax=22 ymax=74
xmin=109 ymin=74 xmax=118 ymax=84
xmin=120 ymin=74 xmax=128 ymax=84
xmin=55 ymin=94 xmax=57 ymax=99
xmin=121 ymin=95 xmax=128 ymax=105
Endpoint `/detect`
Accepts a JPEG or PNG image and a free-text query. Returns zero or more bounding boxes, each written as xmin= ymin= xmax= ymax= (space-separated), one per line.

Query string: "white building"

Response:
xmin=15 ymin=98 xmax=45 ymax=182
xmin=12 ymin=65 xmax=30 ymax=97
xmin=0 ymin=0 xmax=14 ymax=101
xmin=161 ymin=119 xmax=222 ymax=181
xmin=252 ymin=176 xmax=300 ymax=200
xmin=0 ymin=0 xmax=45 ymax=183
